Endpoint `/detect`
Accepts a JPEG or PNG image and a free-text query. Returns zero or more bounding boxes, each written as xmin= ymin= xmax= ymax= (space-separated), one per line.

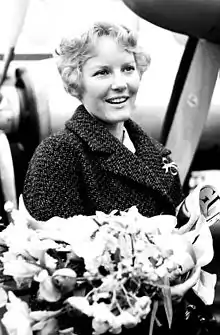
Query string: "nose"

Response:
xmin=111 ymin=72 xmax=127 ymax=91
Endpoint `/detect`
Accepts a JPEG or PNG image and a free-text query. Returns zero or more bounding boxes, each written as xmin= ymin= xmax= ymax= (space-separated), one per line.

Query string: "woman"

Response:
xmin=22 ymin=22 xmax=203 ymax=334
xmin=23 ymin=22 xmax=182 ymax=221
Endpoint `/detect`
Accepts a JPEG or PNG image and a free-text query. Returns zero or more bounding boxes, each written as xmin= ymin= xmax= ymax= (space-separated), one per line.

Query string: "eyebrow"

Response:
xmin=92 ymin=61 xmax=136 ymax=70
xmin=94 ymin=65 xmax=110 ymax=69
xmin=90 ymin=65 xmax=110 ymax=73
xmin=122 ymin=61 xmax=136 ymax=66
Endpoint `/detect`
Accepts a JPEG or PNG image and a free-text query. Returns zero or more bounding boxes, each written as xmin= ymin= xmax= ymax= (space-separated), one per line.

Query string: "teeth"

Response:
xmin=107 ymin=97 xmax=128 ymax=104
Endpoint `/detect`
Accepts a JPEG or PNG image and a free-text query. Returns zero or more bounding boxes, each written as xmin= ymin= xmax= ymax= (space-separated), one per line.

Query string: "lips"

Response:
xmin=105 ymin=96 xmax=129 ymax=104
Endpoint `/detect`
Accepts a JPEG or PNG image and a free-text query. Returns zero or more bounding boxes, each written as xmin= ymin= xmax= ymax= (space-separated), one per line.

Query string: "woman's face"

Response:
xmin=80 ymin=36 xmax=141 ymax=124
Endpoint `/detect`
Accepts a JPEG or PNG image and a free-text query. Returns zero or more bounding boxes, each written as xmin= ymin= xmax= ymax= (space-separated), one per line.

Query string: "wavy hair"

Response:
xmin=55 ymin=22 xmax=151 ymax=100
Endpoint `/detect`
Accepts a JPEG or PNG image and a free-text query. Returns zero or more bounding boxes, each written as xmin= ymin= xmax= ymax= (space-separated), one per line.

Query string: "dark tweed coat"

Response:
xmin=23 ymin=104 xmax=183 ymax=221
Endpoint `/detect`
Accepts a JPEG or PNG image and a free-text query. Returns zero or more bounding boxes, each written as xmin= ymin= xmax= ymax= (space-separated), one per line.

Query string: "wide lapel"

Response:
xmin=101 ymin=120 xmax=174 ymax=203
xmin=66 ymin=105 xmax=117 ymax=154
xmin=66 ymin=105 xmax=173 ymax=203
xmin=125 ymin=120 xmax=175 ymax=201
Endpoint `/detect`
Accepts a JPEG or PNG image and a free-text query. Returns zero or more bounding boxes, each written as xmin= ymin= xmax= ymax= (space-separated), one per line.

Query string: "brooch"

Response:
xmin=162 ymin=157 xmax=178 ymax=176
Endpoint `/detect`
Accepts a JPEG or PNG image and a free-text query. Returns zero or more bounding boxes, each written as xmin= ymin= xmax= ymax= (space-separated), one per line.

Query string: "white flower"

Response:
xmin=24 ymin=235 xmax=59 ymax=261
xmin=43 ymin=252 xmax=58 ymax=271
xmin=92 ymin=303 xmax=114 ymax=323
xmin=41 ymin=215 xmax=99 ymax=246
xmin=37 ymin=270 xmax=61 ymax=302
xmin=91 ymin=303 xmax=119 ymax=335
xmin=0 ymin=197 xmax=214 ymax=335
xmin=92 ymin=319 xmax=110 ymax=335
xmin=0 ymin=288 xmax=8 ymax=308
xmin=134 ymin=296 xmax=151 ymax=319
xmin=146 ymin=215 xmax=177 ymax=235
xmin=2 ymin=291 xmax=32 ymax=335
xmin=30 ymin=310 xmax=61 ymax=322
xmin=59 ymin=327 xmax=75 ymax=335
xmin=52 ymin=268 xmax=77 ymax=294
xmin=32 ymin=317 xmax=58 ymax=334
xmin=66 ymin=297 xmax=93 ymax=316
xmin=108 ymin=316 xmax=122 ymax=334
xmin=0 ymin=221 xmax=31 ymax=250
xmin=99 ymin=275 xmax=119 ymax=293
xmin=190 ymin=225 xmax=214 ymax=267
xmin=109 ymin=326 xmax=122 ymax=334
xmin=117 ymin=311 xmax=139 ymax=329
xmin=1 ymin=252 xmax=41 ymax=281
xmin=155 ymin=264 xmax=169 ymax=278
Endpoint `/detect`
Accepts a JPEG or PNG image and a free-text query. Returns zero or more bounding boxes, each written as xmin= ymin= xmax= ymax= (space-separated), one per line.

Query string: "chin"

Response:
xmin=108 ymin=116 xmax=130 ymax=124
xmin=109 ymin=109 xmax=132 ymax=122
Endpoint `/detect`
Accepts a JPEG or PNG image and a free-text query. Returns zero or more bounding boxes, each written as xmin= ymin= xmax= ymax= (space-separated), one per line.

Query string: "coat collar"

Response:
xmin=65 ymin=105 xmax=174 ymax=205
xmin=66 ymin=104 xmax=123 ymax=153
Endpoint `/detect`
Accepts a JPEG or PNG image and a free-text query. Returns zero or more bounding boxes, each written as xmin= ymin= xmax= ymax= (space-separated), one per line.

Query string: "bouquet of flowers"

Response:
xmin=0 ymin=184 xmax=218 ymax=335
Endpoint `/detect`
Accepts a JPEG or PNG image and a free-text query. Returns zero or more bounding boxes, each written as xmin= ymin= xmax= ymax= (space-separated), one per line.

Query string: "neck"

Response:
xmin=106 ymin=122 xmax=124 ymax=142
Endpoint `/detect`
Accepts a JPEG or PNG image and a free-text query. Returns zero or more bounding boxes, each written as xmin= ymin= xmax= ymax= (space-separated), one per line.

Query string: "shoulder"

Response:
xmin=34 ymin=128 xmax=81 ymax=159
xmin=26 ymin=129 xmax=84 ymax=178
xmin=148 ymin=136 xmax=172 ymax=157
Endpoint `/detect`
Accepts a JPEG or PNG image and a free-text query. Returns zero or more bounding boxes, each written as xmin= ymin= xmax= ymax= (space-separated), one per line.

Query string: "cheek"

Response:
xmin=84 ymin=79 xmax=108 ymax=99
xmin=130 ymin=80 xmax=140 ymax=95
xmin=129 ymin=73 xmax=141 ymax=93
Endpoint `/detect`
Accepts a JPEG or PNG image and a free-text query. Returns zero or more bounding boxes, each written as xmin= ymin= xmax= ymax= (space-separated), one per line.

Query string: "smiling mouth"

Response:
xmin=105 ymin=97 xmax=129 ymax=104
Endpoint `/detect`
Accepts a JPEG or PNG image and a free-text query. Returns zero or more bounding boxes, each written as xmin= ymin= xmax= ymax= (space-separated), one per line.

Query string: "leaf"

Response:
xmin=149 ymin=300 xmax=158 ymax=335
xmin=161 ymin=276 xmax=173 ymax=328
xmin=113 ymin=247 xmax=121 ymax=264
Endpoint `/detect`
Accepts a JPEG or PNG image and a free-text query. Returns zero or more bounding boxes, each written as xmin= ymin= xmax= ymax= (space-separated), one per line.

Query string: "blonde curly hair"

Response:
xmin=55 ymin=22 xmax=151 ymax=100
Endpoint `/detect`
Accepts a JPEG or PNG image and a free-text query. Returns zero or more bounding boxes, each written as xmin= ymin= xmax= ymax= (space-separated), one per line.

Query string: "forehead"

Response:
xmin=86 ymin=36 xmax=135 ymax=67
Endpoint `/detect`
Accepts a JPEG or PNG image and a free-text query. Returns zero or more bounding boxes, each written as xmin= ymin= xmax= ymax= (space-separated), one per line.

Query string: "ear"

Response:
xmin=67 ymin=71 xmax=83 ymax=99
xmin=66 ymin=85 xmax=80 ymax=99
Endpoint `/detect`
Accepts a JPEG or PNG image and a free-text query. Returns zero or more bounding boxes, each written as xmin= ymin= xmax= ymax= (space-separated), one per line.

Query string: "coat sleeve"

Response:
xmin=22 ymin=134 xmax=86 ymax=221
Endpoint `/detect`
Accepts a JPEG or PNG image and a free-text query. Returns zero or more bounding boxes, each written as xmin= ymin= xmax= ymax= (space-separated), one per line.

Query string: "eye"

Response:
xmin=122 ymin=65 xmax=135 ymax=73
xmin=94 ymin=69 xmax=110 ymax=77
